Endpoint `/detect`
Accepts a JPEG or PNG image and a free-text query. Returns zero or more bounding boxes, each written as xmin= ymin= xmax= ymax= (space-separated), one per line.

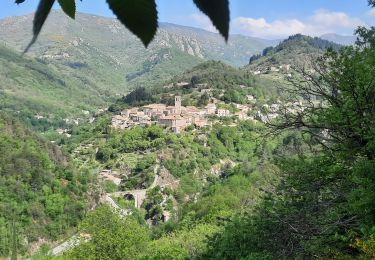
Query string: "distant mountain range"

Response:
xmin=0 ymin=11 xmax=275 ymax=87
xmin=320 ymin=33 xmax=356 ymax=46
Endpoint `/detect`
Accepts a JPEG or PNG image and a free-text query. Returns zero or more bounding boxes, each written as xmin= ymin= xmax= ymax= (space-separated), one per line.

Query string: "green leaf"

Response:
xmin=107 ymin=0 xmax=158 ymax=47
xmin=58 ymin=0 xmax=76 ymax=19
xmin=24 ymin=0 xmax=55 ymax=53
xmin=193 ymin=0 xmax=230 ymax=41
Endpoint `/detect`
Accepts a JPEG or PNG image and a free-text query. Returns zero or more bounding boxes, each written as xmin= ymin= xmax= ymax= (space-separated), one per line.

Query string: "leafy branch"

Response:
xmin=16 ymin=0 xmax=230 ymax=52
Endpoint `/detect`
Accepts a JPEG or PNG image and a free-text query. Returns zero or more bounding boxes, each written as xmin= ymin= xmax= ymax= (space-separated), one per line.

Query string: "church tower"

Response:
xmin=175 ymin=96 xmax=181 ymax=114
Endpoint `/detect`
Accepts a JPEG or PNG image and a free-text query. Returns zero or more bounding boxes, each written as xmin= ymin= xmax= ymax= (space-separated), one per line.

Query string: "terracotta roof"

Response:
xmin=185 ymin=106 xmax=200 ymax=112
xmin=143 ymin=104 xmax=166 ymax=109
xmin=161 ymin=115 xmax=183 ymax=120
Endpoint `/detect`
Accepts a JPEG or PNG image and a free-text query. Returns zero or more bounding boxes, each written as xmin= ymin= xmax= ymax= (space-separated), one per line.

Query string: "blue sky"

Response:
xmin=2 ymin=0 xmax=375 ymax=39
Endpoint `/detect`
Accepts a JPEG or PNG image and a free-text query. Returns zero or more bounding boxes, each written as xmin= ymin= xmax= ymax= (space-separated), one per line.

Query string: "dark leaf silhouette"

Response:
xmin=107 ymin=0 xmax=158 ymax=47
xmin=20 ymin=0 xmax=232 ymax=51
xmin=24 ymin=0 xmax=55 ymax=53
xmin=58 ymin=0 xmax=76 ymax=19
xmin=193 ymin=0 xmax=230 ymax=41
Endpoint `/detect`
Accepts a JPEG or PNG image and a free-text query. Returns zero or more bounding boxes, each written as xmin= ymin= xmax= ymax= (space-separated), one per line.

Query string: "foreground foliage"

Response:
xmin=203 ymin=27 xmax=375 ymax=259
xmin=0 ymin=113 xmax=92 ymax=257
xmin=19 ymin=0 xmax=229 ymax=50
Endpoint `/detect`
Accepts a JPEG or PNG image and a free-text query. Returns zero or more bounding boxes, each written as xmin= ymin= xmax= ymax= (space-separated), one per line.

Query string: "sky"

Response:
xmin=1 ymin=0 xmax=375 ymax=39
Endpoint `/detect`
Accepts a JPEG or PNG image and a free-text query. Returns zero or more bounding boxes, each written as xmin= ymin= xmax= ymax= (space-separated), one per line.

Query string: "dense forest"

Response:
xmin=0 ymin=113 xmax=96 ymax=257
xmin=249 ymin=34 xmax=342 ymax=64
xmin=51 ymin=119 xmax=283 ymax=259
xmin=247 ymin=34 xmax=344 ymax=72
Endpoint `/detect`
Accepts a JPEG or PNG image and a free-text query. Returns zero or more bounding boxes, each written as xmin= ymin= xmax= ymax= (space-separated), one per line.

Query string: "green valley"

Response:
xmin=1 ymin=1 xmax=375 ymax=259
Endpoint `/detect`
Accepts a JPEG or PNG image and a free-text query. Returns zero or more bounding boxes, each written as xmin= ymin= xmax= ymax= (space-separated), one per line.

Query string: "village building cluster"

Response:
xmin=49 ymin=91 xmax=307 ymax=136
xmin=112 ymin=96 xmax=210 ymax=133
xmin=111 ymin=95 xmax=253 ymax=133
xmin=251 ymin=64 xmax=292 ymax=77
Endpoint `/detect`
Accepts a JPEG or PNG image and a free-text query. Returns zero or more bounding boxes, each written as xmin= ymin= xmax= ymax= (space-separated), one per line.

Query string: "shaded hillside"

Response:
xmin=0 ymin=113 xmax=93 ymax=256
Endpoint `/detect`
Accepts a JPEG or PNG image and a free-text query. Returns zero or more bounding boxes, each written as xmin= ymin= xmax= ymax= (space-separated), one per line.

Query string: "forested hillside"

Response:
xmin=248 ymin=34 xmax=342 ymax=70
xmin=114 ymin=35 xmax=342 ymax=113
xmin=110 ymin=60 xmax=287 ymax=114
xmin=52 ymin=111 xmax=288 ymax=259
xmin=203 ymin=27 xmax=375 ymax=258
xmin=0 ymin=44 xmax=114 ymax=131
xmin=0 ymin=113 xmax=95 ymax=257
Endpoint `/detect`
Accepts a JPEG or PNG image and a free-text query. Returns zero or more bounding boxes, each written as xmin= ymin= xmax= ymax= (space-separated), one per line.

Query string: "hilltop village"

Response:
xmin=111 ymin=95 xmax=254 ymax=133
xmin=51 ymin=91 xmax=306 ymax=137
xmin=110 ymin=92 xmax=308 ymax=134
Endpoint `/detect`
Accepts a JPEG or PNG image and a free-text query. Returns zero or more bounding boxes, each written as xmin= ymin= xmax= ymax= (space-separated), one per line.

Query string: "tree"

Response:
xmin=66 ymin=205 xmax=150 ymax=259
xmin=222 ymin=89 xmax=245 ymax=104
xmin=17 ymin=0 xmax=230 ymax=52
xmin=249 ymin=53 xmax=261 ymax=64
xmin=272 ymin=26 xmax=375 ymax=160
xmin=197 ymin=93 xmax=210 ymax=107
xmin=123 ymin=87 xmax=153 ymax=106
xmin=190 ymin=75 xmax=200 ymax=88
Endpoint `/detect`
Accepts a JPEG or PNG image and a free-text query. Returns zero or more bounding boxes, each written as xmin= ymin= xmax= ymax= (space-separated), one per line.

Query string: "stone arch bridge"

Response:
xmin=111 ymin=190 xmax=147 ymax=209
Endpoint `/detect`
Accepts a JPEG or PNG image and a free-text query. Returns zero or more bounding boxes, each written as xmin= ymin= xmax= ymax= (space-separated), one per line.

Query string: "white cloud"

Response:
xmin=189 ymin=13 xmax=217 ymax=33
xmin=310 ymin=9 xmax=365 ymax=31
xmin=233 ymin=17 xmax=306 ymax=38
xmin=368 ymin=8 xmax=375 ymax=16
xmin=232 ymin=10 xmax=366 ymax=39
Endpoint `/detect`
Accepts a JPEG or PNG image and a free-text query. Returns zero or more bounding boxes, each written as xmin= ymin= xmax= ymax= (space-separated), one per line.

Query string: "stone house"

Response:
xmin=216 ymin=109 xmax=231 ymax=117
xmin=205 ymin=103 xmax=217 ymax=115
xmin=158 ymin=115 xmax=187 ymax=133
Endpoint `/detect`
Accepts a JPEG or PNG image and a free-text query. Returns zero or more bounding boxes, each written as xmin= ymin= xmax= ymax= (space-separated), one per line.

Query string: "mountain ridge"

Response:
xmin=320 ymin=33 xmax=356 ymax=45
xmin=0 ymin=11 xmax=274 ymax=67
xmin=247 ymin=34 xmax=342 ymax=70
